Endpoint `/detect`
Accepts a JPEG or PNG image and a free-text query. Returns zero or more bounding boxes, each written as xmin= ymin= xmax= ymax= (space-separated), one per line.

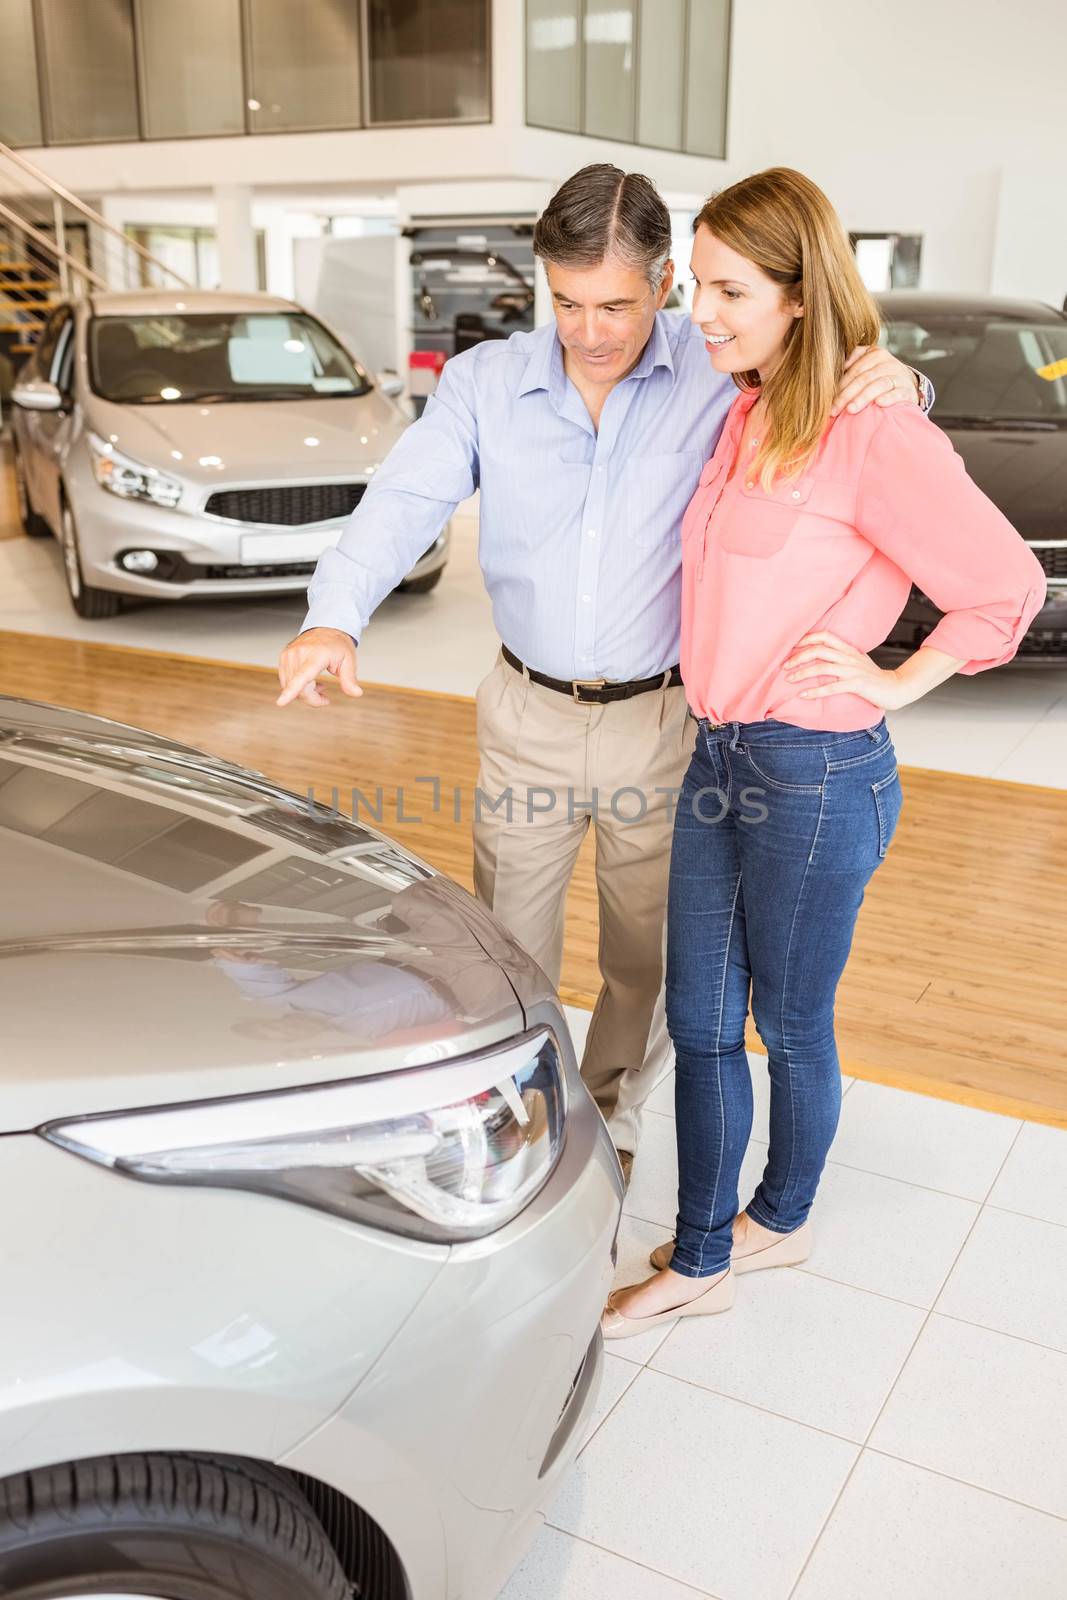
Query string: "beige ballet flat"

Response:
xmin=649 ymin=1217 xmax=813 ymax=1275
xmin=600 ymin=1267 xmax=735 ymax=1341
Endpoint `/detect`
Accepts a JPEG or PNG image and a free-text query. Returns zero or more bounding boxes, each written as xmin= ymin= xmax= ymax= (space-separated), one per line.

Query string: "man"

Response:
xmin=276 ymin=163 xmax=925 ymax=1179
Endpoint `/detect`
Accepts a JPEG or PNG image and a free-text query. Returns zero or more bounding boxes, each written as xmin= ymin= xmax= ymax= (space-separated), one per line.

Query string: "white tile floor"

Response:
xmin=2 ymin=440 xmax=1066 ymax=787
xmin=495 ymin=1006 xmax=1067 ymax=1600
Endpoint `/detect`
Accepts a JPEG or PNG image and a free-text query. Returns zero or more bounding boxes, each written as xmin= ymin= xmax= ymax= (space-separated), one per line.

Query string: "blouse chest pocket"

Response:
xmin=718 ymin=475 xmax=814 ymax=558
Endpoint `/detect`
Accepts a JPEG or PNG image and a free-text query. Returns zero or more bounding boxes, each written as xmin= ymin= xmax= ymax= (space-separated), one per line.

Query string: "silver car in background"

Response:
xmin=9 ymin=290 xmax=449 ymax=618
xmin=0 ymin=697 xmax=621 ymax=1600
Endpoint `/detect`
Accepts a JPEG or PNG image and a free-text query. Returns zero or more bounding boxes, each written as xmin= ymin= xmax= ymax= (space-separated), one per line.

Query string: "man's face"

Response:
xmin=546 ymin=254 xmax=675 ymax=388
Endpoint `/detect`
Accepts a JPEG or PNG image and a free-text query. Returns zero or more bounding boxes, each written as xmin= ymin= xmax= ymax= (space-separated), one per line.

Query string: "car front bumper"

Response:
xmin=876 ymin=584 xmax=1067 ymax=665
xmin=65 ymin=471 xmax=449 ymax=601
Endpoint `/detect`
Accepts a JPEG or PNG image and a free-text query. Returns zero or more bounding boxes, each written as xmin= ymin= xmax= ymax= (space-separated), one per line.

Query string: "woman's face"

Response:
xmin=690 ymin=224 xmax=802 ymax=381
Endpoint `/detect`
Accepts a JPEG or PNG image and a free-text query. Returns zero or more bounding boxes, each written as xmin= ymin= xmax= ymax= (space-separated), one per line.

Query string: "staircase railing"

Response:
xmin=0 ymin=139 xmax=192 ymax=295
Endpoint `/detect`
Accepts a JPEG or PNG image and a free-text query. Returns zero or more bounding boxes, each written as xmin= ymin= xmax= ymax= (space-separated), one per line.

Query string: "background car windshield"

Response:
xmin=89 ymin=311 xmax=372 ymax=404
xmin=880 ymin=314 xmax=1067 ymax=421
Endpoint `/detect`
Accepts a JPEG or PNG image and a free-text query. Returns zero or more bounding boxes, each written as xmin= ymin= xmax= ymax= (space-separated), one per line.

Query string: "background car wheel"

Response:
xmin=60 ymin=501 xmax=121 ymax=619
xmin=0 ymin=1453 xmax=350 ymax=1600
xmin=397 ymin=566 xmax=444 ymax=594
xmin=12 ymin=447 xmax=50 ymax=537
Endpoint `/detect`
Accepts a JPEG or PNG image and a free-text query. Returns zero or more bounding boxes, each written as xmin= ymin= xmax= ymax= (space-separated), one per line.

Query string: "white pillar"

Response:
xmin=214 ymin=184 xmax=257 ymax=292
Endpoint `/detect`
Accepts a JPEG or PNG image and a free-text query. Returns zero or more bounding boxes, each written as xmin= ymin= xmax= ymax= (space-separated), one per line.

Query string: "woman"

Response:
xmin=601 ymin=168 xmax=1046 ymax=1337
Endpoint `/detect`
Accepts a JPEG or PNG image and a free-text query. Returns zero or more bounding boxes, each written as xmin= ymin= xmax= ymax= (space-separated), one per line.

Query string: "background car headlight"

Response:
xmin=88 ymin=431 xmax=183 ymax=509
xmin=39 ymin=1029 xmax=567 ymax=1243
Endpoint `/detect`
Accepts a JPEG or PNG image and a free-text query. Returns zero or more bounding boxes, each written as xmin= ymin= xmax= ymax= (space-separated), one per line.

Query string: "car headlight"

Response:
xmin=39 ymin=1029 xmax=567 ymax=1243
xmin=88 ymin=431 xmax=183 ymax=509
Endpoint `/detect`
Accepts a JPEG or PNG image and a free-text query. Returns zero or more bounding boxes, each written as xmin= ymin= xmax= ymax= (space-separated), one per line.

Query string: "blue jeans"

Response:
xmin=665 ymin=716 xmax=903 ymax=1278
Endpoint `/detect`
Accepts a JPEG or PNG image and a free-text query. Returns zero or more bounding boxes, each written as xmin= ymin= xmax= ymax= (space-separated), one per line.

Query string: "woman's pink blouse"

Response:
xmin=680 ymin=390 xmax=1048 ymax=731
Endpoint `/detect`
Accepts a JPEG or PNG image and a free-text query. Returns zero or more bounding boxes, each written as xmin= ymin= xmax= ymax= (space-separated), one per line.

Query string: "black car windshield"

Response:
xmin=880 ymin=312 xmax=1067 ymax=423
xmin=89 ymin=311 xmax=372 ymax=404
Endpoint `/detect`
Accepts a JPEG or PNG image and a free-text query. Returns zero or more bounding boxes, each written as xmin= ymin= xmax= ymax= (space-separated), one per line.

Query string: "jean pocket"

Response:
xmin=739 ymin=742 xmax=826 ymax=794
xmin=825 ymin=726 xmax=894 ymax=772
xmin=872 ymin=768 xmax=903 ymax=858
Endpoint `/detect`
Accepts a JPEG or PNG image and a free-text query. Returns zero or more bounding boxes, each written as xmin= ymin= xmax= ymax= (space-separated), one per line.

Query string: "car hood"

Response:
xmin=940 ymin=423 xmax=1067 ymax=540
xmin=0 ymin=699 xmax=533 ymax=1130
xmin=84 ymin=389 xmax=408 ymax=490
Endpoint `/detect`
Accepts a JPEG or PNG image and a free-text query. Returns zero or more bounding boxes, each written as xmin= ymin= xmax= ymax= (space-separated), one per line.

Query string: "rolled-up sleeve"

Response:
xmin=856 ymin=406 xmax=1047 ymax=673
xmin=301 ymin=351 xmax=481 ymax=641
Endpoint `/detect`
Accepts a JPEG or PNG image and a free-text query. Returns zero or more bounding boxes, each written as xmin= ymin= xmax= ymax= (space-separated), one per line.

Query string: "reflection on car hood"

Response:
xmin=940 ymin=424 xmax=1067 ymax=540
xmin=0 ymin=698 xmax=534 ymax=1130
xmin=84 ymin=390 xmax=408 ymax=489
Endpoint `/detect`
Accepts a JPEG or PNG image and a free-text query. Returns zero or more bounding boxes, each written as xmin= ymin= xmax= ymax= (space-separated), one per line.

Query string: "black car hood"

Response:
xmin=940 ymin=424 xmax=1067 ymax=540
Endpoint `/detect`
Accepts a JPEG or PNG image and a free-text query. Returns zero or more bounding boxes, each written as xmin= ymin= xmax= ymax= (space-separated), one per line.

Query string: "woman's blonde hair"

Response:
xmin=694 ymin=167 xmax=881 ymax=489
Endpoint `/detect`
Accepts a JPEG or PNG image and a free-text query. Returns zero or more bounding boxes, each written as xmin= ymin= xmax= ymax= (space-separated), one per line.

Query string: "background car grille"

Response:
xmin=205 ymin=482 xmax=367 ymax=526
xmin=1030 ymin=543 xmax=1067 ymax=584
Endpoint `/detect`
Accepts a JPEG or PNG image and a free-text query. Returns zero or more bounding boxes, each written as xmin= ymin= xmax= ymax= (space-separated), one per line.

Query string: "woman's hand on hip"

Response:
xmin=781 ymin=631 xmax=917 ymax=709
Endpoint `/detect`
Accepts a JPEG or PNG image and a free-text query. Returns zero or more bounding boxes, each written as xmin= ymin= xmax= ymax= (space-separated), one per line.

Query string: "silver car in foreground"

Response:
xmin=0 ymin=697 xmax=621 ymax=1600
xmin=9 ymin=290 xmax=449 ymax=618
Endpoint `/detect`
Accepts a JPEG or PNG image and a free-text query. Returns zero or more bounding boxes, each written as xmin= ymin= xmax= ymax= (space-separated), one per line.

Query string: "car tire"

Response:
xmin=12 ymin=446 xmax=50 ymax=537
xmin=60 ymin=500 xmax=122 ymax=619
xmin=397 ymin=565 xmax=444 ymax=594
xmin=0 ymin=1452 xmax=351 ymax=1600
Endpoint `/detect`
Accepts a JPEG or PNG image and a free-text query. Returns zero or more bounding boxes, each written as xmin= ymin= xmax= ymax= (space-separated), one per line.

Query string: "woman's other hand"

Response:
xmin=831 ymin=347 xmax=923 ymax=416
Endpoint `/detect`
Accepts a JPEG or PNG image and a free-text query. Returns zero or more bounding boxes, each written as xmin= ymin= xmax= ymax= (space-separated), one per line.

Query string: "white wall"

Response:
xmin=725 ymin=0 xmax=1066 ymax=302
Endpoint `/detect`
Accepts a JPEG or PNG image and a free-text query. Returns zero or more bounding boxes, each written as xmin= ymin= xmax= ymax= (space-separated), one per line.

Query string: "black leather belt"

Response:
xmin=502 ymin=644 xmax=682 ymax=704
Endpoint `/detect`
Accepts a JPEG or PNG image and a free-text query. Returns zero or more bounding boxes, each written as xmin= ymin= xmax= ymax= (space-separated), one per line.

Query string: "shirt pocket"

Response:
xmin=718 ymin=474 xmax=814 ymax=558
xmin=619 ymin=449 xmax=704 ymax=547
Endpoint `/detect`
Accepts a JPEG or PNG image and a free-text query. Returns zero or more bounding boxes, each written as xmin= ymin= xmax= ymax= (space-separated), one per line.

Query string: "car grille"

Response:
xmin=204 ymin=482 xmax=367 ymax=526
xmin=1029 ymin=542 xmax=1067 ymax=585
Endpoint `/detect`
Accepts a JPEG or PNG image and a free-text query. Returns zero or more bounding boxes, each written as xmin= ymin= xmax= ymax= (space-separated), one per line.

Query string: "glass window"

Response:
xmin=636 ymin=0 xmax=685 ymax=151
xmin=244 ymin=0 xmax=361 ymax=133
xmin=37 ymin=0 xmax=140 ymax=144
xmin=88 ymin=310 xmax=371 ymax=405
xmin=0 ymin=0 xmax=43 ymax=146
xmin=525 ymin=0 xmax=580 ymax=133
xmin=684 ymin=0 xmax=730 ymax=158
xmin=583 ymin=0 xmax=635 ymax=143
xmin=879 ymin=311 xmax=1067 ymax=423
xmin=366 ymin=0 xmax=489 ymax=125
xmin=136 ymin=0 xmax=244 ymax=139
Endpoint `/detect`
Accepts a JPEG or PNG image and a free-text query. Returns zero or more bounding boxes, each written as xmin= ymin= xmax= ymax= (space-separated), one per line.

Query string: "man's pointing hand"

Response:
xmin=276 ymin=628 xmax=363 ymax=708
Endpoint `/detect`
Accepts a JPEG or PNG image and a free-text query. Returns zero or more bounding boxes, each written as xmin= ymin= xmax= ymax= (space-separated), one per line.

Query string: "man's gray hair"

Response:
xmin=533 ymin=163 xmax=673 ymax=290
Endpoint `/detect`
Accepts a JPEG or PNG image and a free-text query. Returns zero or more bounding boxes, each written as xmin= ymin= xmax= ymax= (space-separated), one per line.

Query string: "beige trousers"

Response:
xmin=472 ymin=651 xmax=696 ymax=1155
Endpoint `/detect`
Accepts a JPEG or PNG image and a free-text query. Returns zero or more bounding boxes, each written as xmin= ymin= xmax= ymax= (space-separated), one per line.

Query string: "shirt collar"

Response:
xmin=515 ymin=312 xmax=677 ymax=400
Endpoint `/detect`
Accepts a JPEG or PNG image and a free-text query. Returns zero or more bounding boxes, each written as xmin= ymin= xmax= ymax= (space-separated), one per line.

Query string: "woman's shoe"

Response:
xmin=648 ymin=1216 xmax=813 ymax=1274
xmin=600 ymin=1268 xmax=735 ymax=1341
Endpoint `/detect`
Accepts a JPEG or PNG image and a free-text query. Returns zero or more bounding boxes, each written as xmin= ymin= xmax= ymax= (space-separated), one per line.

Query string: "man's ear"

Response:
xmin=657 ymin=258 xmax=676 ymax=306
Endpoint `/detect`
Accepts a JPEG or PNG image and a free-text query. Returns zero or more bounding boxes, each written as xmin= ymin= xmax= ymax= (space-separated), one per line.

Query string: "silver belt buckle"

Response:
xmin=572 ymin=678 xmax=607 ymax=703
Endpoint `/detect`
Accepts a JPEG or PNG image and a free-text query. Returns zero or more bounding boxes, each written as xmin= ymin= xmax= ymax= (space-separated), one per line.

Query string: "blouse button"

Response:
xmin=745 ymin=480 xmax=754 ymax=490
xmin=791 ymin=490 xmax=802 ymax=500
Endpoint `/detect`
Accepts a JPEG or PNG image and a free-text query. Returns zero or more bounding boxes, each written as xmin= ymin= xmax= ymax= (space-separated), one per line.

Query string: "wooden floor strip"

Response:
xmin=2 ymin=628 xmax=1065 ymax=1129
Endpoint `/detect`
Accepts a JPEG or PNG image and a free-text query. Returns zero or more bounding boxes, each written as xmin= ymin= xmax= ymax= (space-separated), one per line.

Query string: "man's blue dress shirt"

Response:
xmin=302 ymin=311 xmax=930 ymax=683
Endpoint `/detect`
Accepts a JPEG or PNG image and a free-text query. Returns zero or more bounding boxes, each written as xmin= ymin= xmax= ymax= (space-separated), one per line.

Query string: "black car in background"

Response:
xmin=875 ymin=292 xmax=1066 ymax=663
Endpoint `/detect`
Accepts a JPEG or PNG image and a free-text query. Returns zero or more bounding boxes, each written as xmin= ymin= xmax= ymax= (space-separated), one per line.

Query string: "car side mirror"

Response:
xmin=377 ymin=370 xmax=405 ymax=399
xmin=12 ymin=380 xmax=63 ymax=412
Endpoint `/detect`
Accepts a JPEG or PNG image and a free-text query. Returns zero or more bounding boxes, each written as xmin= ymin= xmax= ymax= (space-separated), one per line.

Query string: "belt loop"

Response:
xmin=728 ymin=721 xmax=742 ymax=751
xmin=661 ymin=669 xmax=671 ymax=690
